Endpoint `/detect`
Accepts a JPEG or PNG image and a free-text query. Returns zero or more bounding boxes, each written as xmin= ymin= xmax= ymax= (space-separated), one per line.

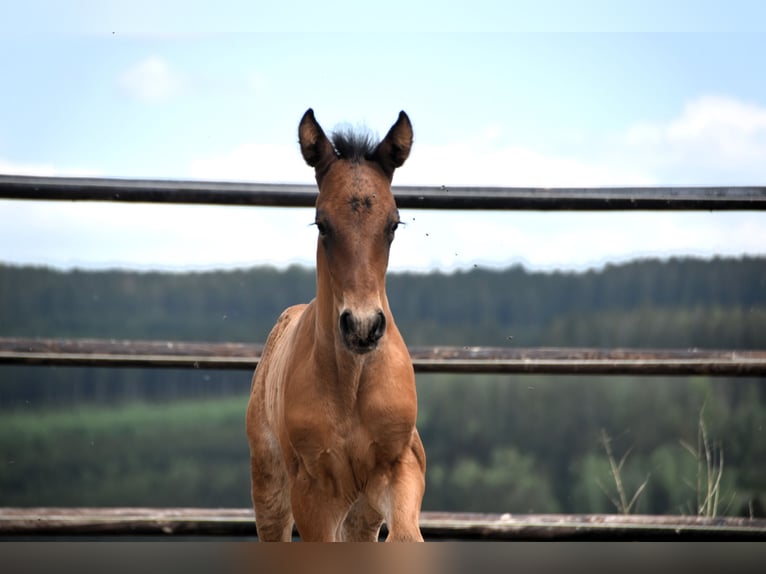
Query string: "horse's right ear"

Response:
xmin=299 ymin=109 xmax=336 ymax=170
xmin=373 ymin=111 xmax=413 ymax=178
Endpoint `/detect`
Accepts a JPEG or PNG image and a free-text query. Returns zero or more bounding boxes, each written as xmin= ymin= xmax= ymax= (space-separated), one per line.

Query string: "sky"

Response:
xmin=1 ymin=1 xmax=765 ymax=273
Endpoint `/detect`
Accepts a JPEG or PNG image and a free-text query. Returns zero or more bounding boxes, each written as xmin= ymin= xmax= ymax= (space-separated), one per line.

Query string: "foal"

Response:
xmin=246 ymin=109 xmax=426 ymax=541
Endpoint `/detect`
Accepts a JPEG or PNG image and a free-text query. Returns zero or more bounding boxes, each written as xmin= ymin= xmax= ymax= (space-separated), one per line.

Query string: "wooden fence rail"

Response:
xmin=2 ymin=174 xmax=766 ymax=210
xmin=1 ymin=337 xmax=765 ymax=377
xmin=2 ymin=508 xmax=765 ymax=540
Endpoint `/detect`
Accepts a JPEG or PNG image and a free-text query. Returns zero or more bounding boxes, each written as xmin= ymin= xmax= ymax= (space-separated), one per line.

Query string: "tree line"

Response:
xmin=1 ymin=256 xmax=764 ymax=347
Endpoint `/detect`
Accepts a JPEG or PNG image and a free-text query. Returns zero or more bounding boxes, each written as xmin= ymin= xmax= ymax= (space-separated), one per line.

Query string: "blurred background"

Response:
xmin=1 ymin=1 xmax=765 ymax=516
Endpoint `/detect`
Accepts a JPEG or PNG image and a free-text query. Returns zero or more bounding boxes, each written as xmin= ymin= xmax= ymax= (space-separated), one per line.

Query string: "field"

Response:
xmin=1 ymin=374 xmax=764 ymax=516
xmin=0 ymin=396 xmax=251 ymax=507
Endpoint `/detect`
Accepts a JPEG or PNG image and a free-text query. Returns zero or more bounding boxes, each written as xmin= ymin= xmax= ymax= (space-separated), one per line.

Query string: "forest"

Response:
xmin=0 ymin=256 xmax=765 ymax=516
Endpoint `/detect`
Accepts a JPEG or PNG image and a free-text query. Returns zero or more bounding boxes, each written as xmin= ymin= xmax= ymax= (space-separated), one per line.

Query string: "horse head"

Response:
xmin=298 ymin=109 xmax=412 ymax=354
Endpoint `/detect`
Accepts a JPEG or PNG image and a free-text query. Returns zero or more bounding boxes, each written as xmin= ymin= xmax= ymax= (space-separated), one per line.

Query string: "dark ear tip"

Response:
xmin=396 ymin=111 xmax=413 ymax=141
xmin=301 ymin=108 xmax=316 ymax=123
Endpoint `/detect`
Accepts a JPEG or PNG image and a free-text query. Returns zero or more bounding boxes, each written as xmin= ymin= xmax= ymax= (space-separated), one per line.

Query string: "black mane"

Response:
xmin=331 ymin=127 xmax=378 ymax=164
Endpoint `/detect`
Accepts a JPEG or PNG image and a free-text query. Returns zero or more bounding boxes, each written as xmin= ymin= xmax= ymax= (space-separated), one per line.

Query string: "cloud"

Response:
xmin=186 ymin=94 xmax=766 ymax=191
xmin=0 ymin=200 xmax=317 ymax=271
xmin=389 ymin=209 xmax=766 ymax=273
xmin=4 ymin=95 xmax=764 ymax=272
xmin=0 ymin=158 xmax=100 ymax=177
xmin=118 ymin=57 xmax=183 ymax=103
xmin=398 ymin=95 xmax=766 ymax=189
xmin=188 ymin=143 xmax=313 ymax=183
xmin=397 ymin=140 xmax=653 ymax=187
xmin=624 ymin=95 xmax=766 ymax=183
xmin=187 ymin=127 xmax=653 ymax=188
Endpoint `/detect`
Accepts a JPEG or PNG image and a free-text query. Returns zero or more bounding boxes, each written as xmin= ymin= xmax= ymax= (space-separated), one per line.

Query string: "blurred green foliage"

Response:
xmin=0 ymin=257 xmax=764 ymax=515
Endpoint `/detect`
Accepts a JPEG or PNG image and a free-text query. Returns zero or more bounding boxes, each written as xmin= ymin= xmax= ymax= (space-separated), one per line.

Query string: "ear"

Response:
xmin=298 ymin=109 xmax=336 ymax=170
xmin=373 ymin=111 xmax=413 ymax=178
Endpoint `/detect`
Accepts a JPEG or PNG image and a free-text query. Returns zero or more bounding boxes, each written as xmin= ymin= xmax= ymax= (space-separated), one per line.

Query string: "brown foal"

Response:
xmin=246 ymin=109 xmax=426 ymax=541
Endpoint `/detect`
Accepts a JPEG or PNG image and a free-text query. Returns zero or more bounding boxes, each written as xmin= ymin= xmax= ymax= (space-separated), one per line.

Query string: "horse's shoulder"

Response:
xmin=268 ymin=303 xmax=309 ymax=344
xmin=278 ymin=303 xmax=308 ymax=327
xmin=253 ymin=303 xmax=309 ymax=385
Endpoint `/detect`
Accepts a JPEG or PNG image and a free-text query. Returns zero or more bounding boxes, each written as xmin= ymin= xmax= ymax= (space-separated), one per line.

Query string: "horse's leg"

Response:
xmin=247 ymin=308 xmax=306 ymax=542
xmin=249 ymin=433 xmax=294 ymax=542
xmin=289 ymin=488 xmax=349 ymax=541
xmin=288 ymin=464 xmax=353 ymax=542
xmin=371 ymin=431 xmax=427 ymax=542
xmin=341 ymin=495 xmax=384 ymax=542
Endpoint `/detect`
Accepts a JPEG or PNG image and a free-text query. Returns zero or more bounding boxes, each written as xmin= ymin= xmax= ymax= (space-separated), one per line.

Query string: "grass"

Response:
xmin=680 ymin=404 xmax=728 ymax=518
xmin=597 ymin=429 xmax=651 ymax=515
xmin=2 ymin=395 xmax=247 ymax=432
xmin=0 ymin=395 xmax=253 ymax=507
xmin=1 ymin=389 xmax=757 ymax=515
xmin=597 ymin=405 xmax=737 ymax=517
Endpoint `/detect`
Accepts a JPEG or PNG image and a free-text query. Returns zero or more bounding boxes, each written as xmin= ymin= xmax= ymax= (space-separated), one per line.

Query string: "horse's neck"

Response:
xmin=310 ymin=281 xmax=389 ymax=399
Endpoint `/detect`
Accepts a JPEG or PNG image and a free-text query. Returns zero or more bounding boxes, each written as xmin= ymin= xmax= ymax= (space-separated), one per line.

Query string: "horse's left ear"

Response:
xmin=299 ymin=109 xmax=336 ymax=172
xmin=373 ymin=111 xmax=413 ymax=178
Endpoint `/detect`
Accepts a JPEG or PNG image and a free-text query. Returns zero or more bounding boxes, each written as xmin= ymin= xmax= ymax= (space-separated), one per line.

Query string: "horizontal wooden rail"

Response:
xmin=1 ymin=508 xmax=764 ymax=540
xmin=2 ymin=175 xmax=765 ymax=210
xmin=1 ymin=338 xmax=765 ymax=376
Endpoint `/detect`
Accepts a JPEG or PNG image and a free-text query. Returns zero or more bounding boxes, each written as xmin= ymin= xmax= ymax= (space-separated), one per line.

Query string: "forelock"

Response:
xmin=330 ymin=127 xmax=378 ymax=164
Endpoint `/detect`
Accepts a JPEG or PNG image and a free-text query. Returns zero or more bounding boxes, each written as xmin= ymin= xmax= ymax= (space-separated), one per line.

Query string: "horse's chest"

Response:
xmin=284 ymin=393 xmax=414 ymax=485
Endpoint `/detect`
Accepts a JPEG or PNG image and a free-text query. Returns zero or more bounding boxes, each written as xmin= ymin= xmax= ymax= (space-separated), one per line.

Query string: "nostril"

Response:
xmin=371 ymin=310 xmax=386 ymax=342
xmin=339 ymin=310 xmax=354 ymax=336
xmin=339 ymin=309 xmax=386 ymax=352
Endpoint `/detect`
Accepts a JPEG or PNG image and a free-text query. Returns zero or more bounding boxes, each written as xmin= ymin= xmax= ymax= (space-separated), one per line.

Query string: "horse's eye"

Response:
xmin=316 ymin=221 xmax=328 ymax=236
xmin=389 ymin=221 xmax=399 ymax=234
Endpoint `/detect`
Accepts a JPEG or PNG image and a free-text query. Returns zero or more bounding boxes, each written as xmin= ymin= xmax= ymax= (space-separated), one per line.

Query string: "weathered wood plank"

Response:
xmin=411 ymin=346 xmax=766 ymax=376
xmin=0 ymin=338 xmax=263 ymax=371
xmin=1 ymin=338 xmax=765 ymax=376
xmin=1 ymin=508 xmax=764 ymax=540
xmin=2 ymin=174 xmax=765 ymax=210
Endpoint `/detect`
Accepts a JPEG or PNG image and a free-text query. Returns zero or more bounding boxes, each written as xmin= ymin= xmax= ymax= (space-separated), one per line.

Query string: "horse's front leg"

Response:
xmin=372 ymin=430 xmax=427 ymax=542
xmin=288 ymin=458 xmax=352 ymax=542
xmin=342 ymin=495 xmax=385 ymax=541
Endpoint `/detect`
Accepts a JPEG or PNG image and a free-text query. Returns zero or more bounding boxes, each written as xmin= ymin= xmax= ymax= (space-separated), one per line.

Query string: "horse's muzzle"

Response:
xmin=339 ymin=309 xmax=386 ymax=354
